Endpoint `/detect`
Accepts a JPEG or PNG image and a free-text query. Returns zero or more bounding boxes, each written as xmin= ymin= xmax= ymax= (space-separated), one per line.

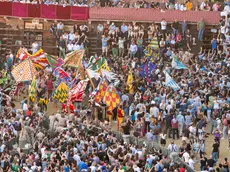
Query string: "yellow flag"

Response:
xmin=126 ymin=70 xmax=133 ymax=94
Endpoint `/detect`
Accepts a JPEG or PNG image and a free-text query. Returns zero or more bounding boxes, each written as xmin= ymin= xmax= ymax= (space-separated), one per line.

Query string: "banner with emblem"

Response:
xmin=93 ymin=79 xmax=108 ymax=103
xmin=52 ymin=82 xmax=69 ymax=103
xmin=64 ymin=49 xmax=84 ymax=68
xmin=68 ymin=79 xmax=88 ymax=102
xmin=11 ymin=59 xmax=36 ymax=82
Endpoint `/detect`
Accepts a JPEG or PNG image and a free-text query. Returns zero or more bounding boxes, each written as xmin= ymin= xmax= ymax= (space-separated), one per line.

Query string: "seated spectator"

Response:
xmin=109 ymin=22 xmax=116 ymax=36
xmin=199 ymin=0 xmax=207 ymax=11
xmin=205 ymin=2 xmax=211 ymax=11
xmin=89 ymin=0 xmax=97 ymax=7
xmin=68 ymin=31 xmax=75 ymax=42
xmin=73 ymin=42 xmax=81 ymax=51
xmin=97 ymin=24 xmax=104 ymax=35
xmin=174 ymin=2 xmax=180 ymax=10
xmin=120 ymin=23 xmax=128 ymax=38
xmin=180 ymin=3 xmax=186 ymax=11
xmin=212 ymin=1 xmax=221 ymax=11
xmin=185 ymin=0 xmax=193 ymax=10
xmin=67 ymin=41 xmax=74 ymax=53
xmin=62 ymin=32 xmax=69 ymax=42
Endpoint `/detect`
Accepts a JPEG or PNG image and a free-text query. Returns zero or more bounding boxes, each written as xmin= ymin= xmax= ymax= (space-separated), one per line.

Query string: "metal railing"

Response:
xmin=111 ymin=130 xmax=195 ymax=172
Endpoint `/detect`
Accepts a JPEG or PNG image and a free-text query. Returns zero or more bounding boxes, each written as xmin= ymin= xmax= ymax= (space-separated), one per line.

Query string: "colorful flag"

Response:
xmin=163 ymin=70 xmax=180 ymax=91
xmin=101 ymin=69 xmax=118 ymax=83
xmin=2 ymin=81 xmax=19 ymax=97
xmin=103 ymin=85 xmax=121 ymax=111
xmin=172 ymin=57 xmax=188 ymax=69
xmin=68 ymin=79 xmax=88 ymax=102
xmin=139 ymin=61 xmax=156 ymax=83
xmin=126 ymin=70 xmax=133 ymax=94
xmin=64 ymin=49 xmax=84 ymax=68
xmin=16 ymin=47 xmax=30 ymax=61
xmin=143 ymin=46 xmax=153 ymax=57
xmin=53 ymin=67 xmax=71 ymax=83
xmin=117 ymin=107 xmax=124 ymax=127
xmin=68 ymin=74 xmax=80 ymax=89
xmin=52 ymin=82 xmax=69 ymax=103
xmin=12 ymin=59 xmax=36 ymax=82
xmin=86 ymin=69 xmax=101 ymax=80
xmin=46 ymin=54 xmax=64 ymax=69
xmin=88 ymin=56 xmax=110 ymax=71
xmin=148 ymin=37 xmax=159 ymax=50
xmin=29 ymin=76 xmax=37 ymax=102
xmin=93 ymin=79 xmax=108 ymax=103
xmin=30 ymin=49 xmax=49 ymax=69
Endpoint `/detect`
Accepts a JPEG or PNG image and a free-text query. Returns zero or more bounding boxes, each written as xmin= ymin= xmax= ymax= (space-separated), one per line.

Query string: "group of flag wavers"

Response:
xmin=8 ymin=38 xmax=189 ymax=128
xmin=12 ymin=47 xmax=132 ymax=127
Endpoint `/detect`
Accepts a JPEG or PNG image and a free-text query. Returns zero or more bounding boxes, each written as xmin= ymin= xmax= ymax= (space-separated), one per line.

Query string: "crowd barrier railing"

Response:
xmin=0 ymin=2 xmax=89 ymax=20
xmin=0 ymin=2 xmax=221 ymax=24
xmin=111 ymin=130 xmax=195 ymax=172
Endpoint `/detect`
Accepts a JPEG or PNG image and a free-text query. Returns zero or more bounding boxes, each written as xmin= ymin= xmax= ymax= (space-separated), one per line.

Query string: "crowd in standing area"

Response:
xmin=0 ymin=2 xmax=230 ymax=172
xmin=0 ymin=97 xmax=192 ymax=172
xmin=93 ymin=7 xmax=230 ymax=171
xmin=49 ymin=22 xmax=89 ymax=58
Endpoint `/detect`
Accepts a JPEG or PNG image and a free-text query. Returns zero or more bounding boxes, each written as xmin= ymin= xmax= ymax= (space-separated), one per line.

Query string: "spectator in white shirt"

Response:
xmin=97 ymin=24 xmax=104 ymax=35
xmin=174 ymin=2 xmax=180 ymax=10
xmin=73 ymin=43 xmax=81 ymax=51
xmin=180 ymin=3 xmax=186 ymax=11
xmin=22 ymin=100 xmax=28 ymax=115
xmin=166 ymin=102 xmax=172 ymax=114
xmin=182 ymin=150 xmax=190 ymax=163
xmin=150 ymin=104 xmax=159 ymax=118
xmin=161 ymin=18 xmax=167 ymax=38
xmin=118 ymin=37 xmax=125 ymax=57
xmin=167 ymin=141 xmax=178 ymax=152
xmin=200 ymin=1 xmax=206 ymax=11
xmin=68 ymin=31 xmax=75 ymax=42
xmin=129 ymin=42 xmax=137 ymax=58
xmin=67 ymin=41 xmax=74 ymax=53
xmin=188 ymin=156 xmax=195 ymax=169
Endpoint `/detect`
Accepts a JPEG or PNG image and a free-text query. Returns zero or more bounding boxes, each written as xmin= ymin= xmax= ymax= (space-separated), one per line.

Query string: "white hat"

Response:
xmin=151 ymin=100 xmax=155 ymax=104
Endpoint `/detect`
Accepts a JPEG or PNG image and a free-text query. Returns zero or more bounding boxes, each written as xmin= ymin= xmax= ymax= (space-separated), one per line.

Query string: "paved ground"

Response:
xmin=14 ymin=100 xmax=230 ymax=170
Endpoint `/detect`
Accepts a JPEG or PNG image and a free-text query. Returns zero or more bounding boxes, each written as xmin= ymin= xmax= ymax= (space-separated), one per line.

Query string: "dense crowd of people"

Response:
xmin=0 ymin=1 xmax=230 ymax=172
xmin=49 ymin=22 xmax=89 ymax=57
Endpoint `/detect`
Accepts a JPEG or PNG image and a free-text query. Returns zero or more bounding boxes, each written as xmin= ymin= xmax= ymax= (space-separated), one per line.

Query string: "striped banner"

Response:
xmin=163 ymin=70 xmax=180 ymax=91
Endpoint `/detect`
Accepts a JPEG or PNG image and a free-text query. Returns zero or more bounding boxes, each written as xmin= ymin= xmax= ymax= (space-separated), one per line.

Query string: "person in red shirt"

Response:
xmin=69 ymin=103 xmax=75 ymax=114
xmin=171 ymin=115 xmax=179 ymax=140
xmin=62 ymin=101 xmax=68 ymax=114
xmin=46 ymin=76 xmax=53 ymax=100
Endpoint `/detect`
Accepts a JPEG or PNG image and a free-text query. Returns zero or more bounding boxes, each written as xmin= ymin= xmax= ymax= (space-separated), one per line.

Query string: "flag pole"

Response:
xmin=85 ymin=70 xmax=95 ymax=90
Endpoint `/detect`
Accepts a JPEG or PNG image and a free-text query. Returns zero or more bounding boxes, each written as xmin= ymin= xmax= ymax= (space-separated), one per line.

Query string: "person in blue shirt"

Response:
xmin=63 ymin=163 xmax=71 ymax=172
xmin=211 ymin=37 xmax=217 ymax=54
xmin=101 ymin=35 xmax=109 ymax=57
xmin=120 ymin=23 xmax=128 ymax=38
xmin=77 ymin=161 xmax=88 ymax=171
